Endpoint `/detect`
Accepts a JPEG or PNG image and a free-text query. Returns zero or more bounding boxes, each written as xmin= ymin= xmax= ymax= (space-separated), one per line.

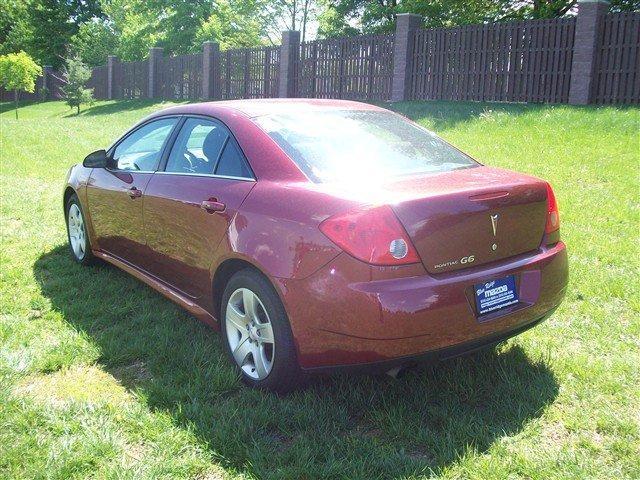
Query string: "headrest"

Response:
xmin=202 ymin=127 xmax=226 ymax=161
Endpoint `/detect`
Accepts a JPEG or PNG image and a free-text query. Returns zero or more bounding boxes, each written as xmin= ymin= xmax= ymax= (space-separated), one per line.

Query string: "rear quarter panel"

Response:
xmin=213 ymin=181 xmax=351 ymax=281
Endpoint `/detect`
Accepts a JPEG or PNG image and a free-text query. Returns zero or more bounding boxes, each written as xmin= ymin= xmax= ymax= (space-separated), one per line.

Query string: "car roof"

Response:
xmin=136 ymin=99 xmax=392 ymax=183
xmin=150 ymin=98 xmax=387 ymax=119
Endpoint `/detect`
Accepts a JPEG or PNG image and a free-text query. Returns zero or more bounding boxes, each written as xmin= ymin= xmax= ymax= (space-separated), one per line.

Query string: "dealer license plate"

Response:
xmin=474 ymin=275 xmax=519 ymax=315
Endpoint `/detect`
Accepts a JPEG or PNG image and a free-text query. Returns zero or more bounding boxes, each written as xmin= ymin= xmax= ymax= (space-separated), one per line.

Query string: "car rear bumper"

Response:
xmin=277 ymin=242 xmax=568 ymax=370
xmin=304 ymin=310 xmax=554 ymax=374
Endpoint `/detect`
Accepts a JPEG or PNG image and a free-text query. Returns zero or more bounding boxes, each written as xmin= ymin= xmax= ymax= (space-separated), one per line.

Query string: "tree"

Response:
xmin=23 ymin=0 xmax=103 ymax=69
xmin=609 ymin=0 xmax=640 ymax=12
xmin=194 ymin=1 xmax=264 ymax=50
xmin=316 ymin=0 xmax=638 ymax=37
xmin=69 ymin=19 xmax=118 ymax=67
xmin=260 ymin=0 xmax=321 ymax=43
xmin=0 ymin=51 xmax=42 ymax=119
xmin=61 ymin=55 xmax=93 ymax=115
xmin=318 ymin=0 xmax=515 ymax=36
xmin=514 ymin=0 xmax=638 ymax=18
xmin=0 ymin=1 xmax=34 ymax=57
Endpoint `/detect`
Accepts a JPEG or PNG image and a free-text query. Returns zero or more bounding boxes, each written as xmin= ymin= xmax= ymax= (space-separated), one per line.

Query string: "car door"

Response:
xmin=86 ymin=117 xmax=180 ymax=266
xmin=143 ymin=116 xmax=256 ymax=299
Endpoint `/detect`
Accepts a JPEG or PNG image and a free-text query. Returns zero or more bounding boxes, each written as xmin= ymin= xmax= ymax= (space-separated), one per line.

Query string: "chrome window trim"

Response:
xmin=106 ymin=114 xmax=184 ymax=154
xmin=154 ymin=171 xmax=256 ymax=182
xmin=107 ymin=116 xmax=182 ymax=173
xmin=105 ymin=168 xmax=156 ymax=174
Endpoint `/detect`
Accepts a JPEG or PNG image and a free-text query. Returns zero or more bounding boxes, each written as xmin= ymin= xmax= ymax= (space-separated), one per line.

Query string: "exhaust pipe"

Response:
xmin=386 ymin=366 xmax=403 ymax=378
xmin=386 ymin=363 xmax=417 ymax=379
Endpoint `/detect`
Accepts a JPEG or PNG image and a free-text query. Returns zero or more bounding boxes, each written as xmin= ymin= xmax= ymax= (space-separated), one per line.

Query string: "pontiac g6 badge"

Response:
xmin=491 ymin=214 xmax=499 ymax=251
xmin=490 ymin=214 xmax=499 ymax=236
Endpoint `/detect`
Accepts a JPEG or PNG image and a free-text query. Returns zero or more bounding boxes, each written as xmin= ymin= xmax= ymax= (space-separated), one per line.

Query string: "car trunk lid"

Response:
xmin=387 ymin=167 xmax=548 ymax=274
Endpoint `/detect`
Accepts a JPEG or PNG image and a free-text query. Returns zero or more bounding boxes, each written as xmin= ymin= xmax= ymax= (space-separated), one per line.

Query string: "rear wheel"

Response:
xmin=65 ymin=194 xmax=95 ymax=265
xmin=220 ymin=268 xmax=302 ymax=392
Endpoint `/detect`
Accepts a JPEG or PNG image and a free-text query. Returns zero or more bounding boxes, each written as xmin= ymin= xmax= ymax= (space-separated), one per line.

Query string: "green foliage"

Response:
xmin=319 ymin=0 xmax=516 ymax=35
xmin=23 ymin=0 xmax=103 ymax=69
xmin=147 ymin=0 xmax=213 ymax=55
xmin=317 ymin=0 xmax=639 ymax=36
xmin=193 ymin=0 xmax=265 ymax=50
xmin=0 ymin=50 xmax=41 ymax=118
xmin=102 ymin=0 xmax=164 ymax=61
xmin=0 ymin=50 xmax=42 ymax=93
xmin=61 ymin=56 xmax=93 ymax=114
xmin=102 ymin=0 xmax=269 ymax=61
xmin=0 ymin=0 xmax=33 ymax=57
xmin=69 ymin=19 xmax=118 ymax=68
xmin=28 ymin=0 xmax=77 ymax=68
xmin=610 ymin=0 xmax=640 ymax=12
xmin=0 ymin=0 xmax=103 ymax=69
xmin=317 ymin=2 xmax=360 ymax=38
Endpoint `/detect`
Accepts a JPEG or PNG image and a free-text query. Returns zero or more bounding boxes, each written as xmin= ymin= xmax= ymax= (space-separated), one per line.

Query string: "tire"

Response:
xmin=220 ymin=268 xmax=302 ymax=392
xmin=65 ymin=193 xmax=95 ymax=266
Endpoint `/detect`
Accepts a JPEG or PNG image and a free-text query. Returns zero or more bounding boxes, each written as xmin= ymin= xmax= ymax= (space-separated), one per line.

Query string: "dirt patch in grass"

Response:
xmin=14 ymin=364 xmax=131 ymax=406
xmin=111 ymin=359 xmax=152 ymax=388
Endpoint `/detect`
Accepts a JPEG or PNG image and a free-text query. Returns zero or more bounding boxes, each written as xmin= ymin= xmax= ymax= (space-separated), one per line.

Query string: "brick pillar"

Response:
xmin=569 ymin=0 xmax=609 ymax=105
xmin=278 ymin=30 xmax=300 ymax=98
xmin=263 ymin=48 xmax=272 ymax=97
xmin=107 ymin=55 xmax=117 ymax=100
xmin=202 ymin=41 xmax=220 ymax=100
xmin=243 ymin=49 xmax=250 ymax=98
xmin=41 ymin=65 xmax=52 ymax=99
xmin=391 ymin=13 xmax=421 ymax=102
xmin=148 ymin=47 xmax=163 ymax=98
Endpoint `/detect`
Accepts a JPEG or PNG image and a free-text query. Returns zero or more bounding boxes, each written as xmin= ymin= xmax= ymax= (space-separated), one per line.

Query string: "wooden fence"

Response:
xmin=87 ymin=65 xmax=108 ymax=99
xmin=114 ymin=60 xmax=148 ymax=99
xmin=594 ymin=12 xmax=640 ymax=104
xmin=218 ymin=46 xmax=280 ymax=99
xmin=2 ymin=2 xmax=638 ymax=105
xmin=410 ymin=18 xmax=576 ymax=103
xmin=296 ymin=34 xmax=395 ymax=100
xmin=157 ymin=54 xmax=202 ymax=100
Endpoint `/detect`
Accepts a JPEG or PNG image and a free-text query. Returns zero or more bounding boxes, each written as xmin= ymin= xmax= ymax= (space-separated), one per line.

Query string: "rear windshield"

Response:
xmin=253 ymin=110 xmax=477 ymax=183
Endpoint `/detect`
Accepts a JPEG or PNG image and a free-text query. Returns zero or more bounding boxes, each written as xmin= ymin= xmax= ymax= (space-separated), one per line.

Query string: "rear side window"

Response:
xmin=165 ymin=117 xmax=253 ymax=178
xmin=165 ymin=118 xmax=226 ymax=175
xmin=215 ymin=140 xmax=252 ymax=178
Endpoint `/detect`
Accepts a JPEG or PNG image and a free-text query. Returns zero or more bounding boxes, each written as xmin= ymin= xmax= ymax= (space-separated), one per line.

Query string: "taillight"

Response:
xmin=319 ymin=205 xmax=421 ymax=266
xmin=545 ymin=182 xmax=560 ymax=234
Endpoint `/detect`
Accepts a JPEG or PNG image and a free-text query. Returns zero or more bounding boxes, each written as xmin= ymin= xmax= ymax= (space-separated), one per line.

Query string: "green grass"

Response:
xmin=1 ymin=99 xmax=638 ymax=479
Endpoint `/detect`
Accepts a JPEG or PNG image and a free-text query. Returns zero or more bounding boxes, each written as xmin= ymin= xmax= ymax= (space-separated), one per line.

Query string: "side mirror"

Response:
xmin=83 ymin=149 xmax=109 ymax=168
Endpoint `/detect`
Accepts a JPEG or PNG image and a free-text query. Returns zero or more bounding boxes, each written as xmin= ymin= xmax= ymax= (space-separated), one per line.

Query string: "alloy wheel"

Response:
xmin=225 ymin=288 xmax=275 ymax=380
xmin=68 ymin=203 xmax=86 ymax=260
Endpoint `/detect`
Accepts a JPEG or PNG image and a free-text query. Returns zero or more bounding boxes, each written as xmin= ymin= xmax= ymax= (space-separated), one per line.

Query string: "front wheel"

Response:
xmin=220 ymin=269 xmax=302 ymax=392
xmin=65 ymin=193 xmax=95 ymax=265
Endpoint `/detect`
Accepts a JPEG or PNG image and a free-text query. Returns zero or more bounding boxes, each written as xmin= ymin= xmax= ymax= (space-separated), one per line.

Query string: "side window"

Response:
xmin=165 ymin=118 xmax=227 ymax=175
xmin=112 ymin=118 xmax=178 ymax=171
xmin=216 ymin=139 xmax=252 ymax=178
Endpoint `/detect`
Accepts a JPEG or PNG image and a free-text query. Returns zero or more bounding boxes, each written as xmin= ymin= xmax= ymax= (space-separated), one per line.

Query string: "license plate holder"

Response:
xmin=474 ymin=275 xmax=519 ymax=315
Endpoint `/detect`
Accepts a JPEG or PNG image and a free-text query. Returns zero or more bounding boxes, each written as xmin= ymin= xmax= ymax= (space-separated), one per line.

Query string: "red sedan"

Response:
xmin=64 ymin=99 xmax=568 ymax=391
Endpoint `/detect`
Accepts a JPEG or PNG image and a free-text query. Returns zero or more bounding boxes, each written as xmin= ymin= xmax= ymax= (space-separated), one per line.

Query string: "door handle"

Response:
xmin=201 ymin=199 xmax=226 ymax=213
xmin=127 ymin=187 xmax=143 ymax=199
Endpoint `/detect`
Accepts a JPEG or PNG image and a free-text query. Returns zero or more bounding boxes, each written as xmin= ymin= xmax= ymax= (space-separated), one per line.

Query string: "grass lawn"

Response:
xmin=0 ymin=99 xmax=638 ymax=480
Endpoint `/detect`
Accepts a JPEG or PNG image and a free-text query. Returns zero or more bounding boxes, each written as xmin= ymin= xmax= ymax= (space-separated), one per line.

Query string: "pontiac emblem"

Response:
xmin=490 ymin=214 xmax=499 ymax=236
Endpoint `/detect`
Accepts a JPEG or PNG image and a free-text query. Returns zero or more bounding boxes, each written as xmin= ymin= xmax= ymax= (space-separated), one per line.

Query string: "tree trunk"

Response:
xmin=14 ymin=90 xmax=18 ymax=119
xmin=292 ymin=0 xmax=297 ymax=30
xmin=302 ymin=0 xmax=310 ymax=42
xmin=77 ymin=104 xmax=80 ymax=115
